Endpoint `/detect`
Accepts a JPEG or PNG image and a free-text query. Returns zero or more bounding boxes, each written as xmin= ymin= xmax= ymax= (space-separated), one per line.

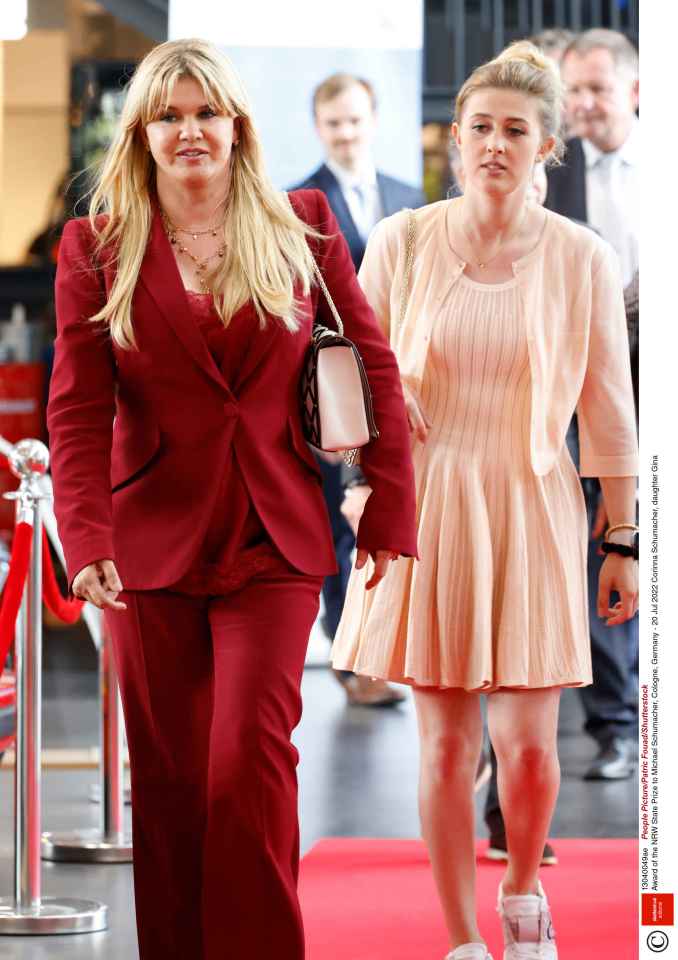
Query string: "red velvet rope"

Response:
xmin=41 ymin=528 xmax=84 ymax=624
xmin=0 ymin=522 xmax=33 ymax=671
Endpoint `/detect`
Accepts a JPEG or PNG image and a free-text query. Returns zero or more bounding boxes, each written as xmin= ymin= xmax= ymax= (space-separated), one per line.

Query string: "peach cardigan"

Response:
xmin=359 ymin=200 xmax=638 ymax=478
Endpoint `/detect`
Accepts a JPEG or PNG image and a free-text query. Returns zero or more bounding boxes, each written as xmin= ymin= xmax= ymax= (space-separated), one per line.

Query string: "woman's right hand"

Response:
xmin=402 ymin=382 xmax=431 ymax=443
xmin=72 ymin=560 xmax=127 ymax=611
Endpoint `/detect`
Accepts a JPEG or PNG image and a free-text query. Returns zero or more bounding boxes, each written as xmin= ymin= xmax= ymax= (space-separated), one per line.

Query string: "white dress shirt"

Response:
xmin=326 ymin=158 xmax=383 ymax=241
xmin=582 ymin=119 xmax=639 ymax=287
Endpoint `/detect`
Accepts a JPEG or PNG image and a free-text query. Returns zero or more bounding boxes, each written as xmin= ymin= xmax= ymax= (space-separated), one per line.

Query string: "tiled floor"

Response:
xmin=0 ymin=665 xmax=636 ymax=958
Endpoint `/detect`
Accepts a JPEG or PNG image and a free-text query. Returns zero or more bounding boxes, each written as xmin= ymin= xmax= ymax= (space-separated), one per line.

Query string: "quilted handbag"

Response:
xmin=300 ymin=259 xmax=379 ymax=467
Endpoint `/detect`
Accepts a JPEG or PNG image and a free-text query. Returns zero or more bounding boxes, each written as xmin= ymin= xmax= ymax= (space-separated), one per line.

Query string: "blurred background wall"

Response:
xmin=0 ymin=29 xmax=69 ymax=264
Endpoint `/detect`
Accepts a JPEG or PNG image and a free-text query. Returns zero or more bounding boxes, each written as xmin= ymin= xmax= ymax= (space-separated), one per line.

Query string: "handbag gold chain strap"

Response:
xmin=312 ymin=209 xmax=414 ymax=340
xmin=282 ymin=189 xmax=344 ymax=337
xmin=397 ymin=209 xmax=416 ymax=334
xmin=311 ymin=259 xmax=344 ymax=337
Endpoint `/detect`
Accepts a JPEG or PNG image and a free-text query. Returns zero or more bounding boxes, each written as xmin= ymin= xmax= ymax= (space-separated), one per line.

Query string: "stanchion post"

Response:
xmin=101 ymin=629 xmax=122 ymax=838
xmin=15 ymin=509 xmax=42 ymax=910
xmin=42 ymin=620 xmax=133 ymax=862
xmin=0 ymin=438 xmax=108 ymax=934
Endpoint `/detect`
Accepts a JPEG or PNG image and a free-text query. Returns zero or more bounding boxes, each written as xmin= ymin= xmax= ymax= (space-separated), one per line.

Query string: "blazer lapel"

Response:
xmin=545 ymin=138 xmax=588 ymax=224
xmin=139 ymin=209 xmax=232 ymax=398
xmin=229 ymin=302 xmax=285 ymax=395
xmin=377 ymin=173 xmax=399 ymax=217
xmin=317 ymin=165 xmax=364 ymax=255
xmin=573 ymin=139 xmax=588 ymax=223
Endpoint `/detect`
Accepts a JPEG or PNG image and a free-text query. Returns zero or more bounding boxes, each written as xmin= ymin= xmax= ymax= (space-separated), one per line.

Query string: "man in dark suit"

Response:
xmin=293 ymin=73 xmax=425 ymax=705
xmin=546 ymin=29 xmax=639 ymax=781
xmin=295 ymin=73 xmax=426 ymax=271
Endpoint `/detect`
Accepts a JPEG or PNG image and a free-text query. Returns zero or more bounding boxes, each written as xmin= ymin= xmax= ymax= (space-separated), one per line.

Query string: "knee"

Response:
xmin=420 ymin=730 xmax=479 ymax=783
xmin=496 ymin=741 xmax=558 ymax=785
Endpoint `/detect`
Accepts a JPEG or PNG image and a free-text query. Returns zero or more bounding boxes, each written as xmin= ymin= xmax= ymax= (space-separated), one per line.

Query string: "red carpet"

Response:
xmin=299 ymin=838 xmax=638 ymax=959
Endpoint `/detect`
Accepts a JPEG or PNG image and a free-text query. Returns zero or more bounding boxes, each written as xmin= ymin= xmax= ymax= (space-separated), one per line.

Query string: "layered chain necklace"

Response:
xmin=161 ymin=210 xmax=226 ymax=293
xmin=461 ymin=203 xmax=528 ymax=270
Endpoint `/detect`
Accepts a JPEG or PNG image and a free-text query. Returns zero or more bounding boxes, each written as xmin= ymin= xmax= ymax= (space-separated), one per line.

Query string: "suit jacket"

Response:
xmin=547 ymin=137 xmax=639 ymax=424
xmin=292 ymin=163 xmax=426 ymax=272
xmin=47 ymin=189 xmax=418 ymax=591
xmin=545 ymin=137 xmax=587 ymax=224
xmin=359 ymin=201 xmax=637 ymax=479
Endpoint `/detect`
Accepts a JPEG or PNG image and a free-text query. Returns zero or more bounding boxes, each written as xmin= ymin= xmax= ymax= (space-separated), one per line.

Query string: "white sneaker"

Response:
xmin=497 ymin=881 xmax=557 ymax=958
xmin=446 ymin=945 xmax=493 ymax=960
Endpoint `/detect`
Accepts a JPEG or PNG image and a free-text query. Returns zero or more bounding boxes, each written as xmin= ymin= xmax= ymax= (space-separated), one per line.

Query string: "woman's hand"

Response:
xmin=356 ymin=548 xmax=397 ymax=591
xmin=402 ymin=382 xmax=431 ymax=443
xmin=340 ymin=485 xmax=371 ymax=536
xmin=72 ymin=560 xmax=127 ymax=611
xmin=598 ymin=555 xmax=638 ymax=626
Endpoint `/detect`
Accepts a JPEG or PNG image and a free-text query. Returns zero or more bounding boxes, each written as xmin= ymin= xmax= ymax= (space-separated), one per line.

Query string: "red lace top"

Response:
xmin=170 ymin=292 xmax=287 ymax=595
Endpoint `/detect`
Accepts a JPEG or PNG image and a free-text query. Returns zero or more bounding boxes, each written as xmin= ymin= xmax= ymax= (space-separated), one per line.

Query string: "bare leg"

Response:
xmin=413 ymin=687 xmax=484 ymax=951
xmin=487 ymin=688 xmax=561 ymax=896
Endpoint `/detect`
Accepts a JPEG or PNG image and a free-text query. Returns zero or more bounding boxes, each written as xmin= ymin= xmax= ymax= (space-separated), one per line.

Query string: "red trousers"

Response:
xmin=106 ymin=569 xmax=322 ymax=960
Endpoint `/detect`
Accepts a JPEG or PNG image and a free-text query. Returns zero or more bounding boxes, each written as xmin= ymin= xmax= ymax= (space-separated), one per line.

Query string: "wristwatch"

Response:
xmin=601 ymin=538 xmax=638 ymax=561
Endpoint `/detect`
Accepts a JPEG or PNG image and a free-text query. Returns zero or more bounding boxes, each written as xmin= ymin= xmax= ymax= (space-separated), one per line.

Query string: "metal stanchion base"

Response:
xmin=0 ymin=896 xmax=107 ymax=935
xmin=41 ymin=829 xmax=133 ymax=864
xmin=88 ymin=783 xmax=131 ymax=805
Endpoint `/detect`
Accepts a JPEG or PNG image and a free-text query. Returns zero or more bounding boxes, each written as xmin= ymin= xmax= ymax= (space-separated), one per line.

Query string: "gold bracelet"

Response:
xmin=605 ymin=522 xmax=639 ymax=540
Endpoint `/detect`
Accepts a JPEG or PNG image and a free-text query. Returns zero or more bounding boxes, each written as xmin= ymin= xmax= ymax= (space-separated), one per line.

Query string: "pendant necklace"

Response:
xmin=161 ymin=210 xmax=226 ymax=293
xmin=461 ymin=203 xmax=528 ymax=270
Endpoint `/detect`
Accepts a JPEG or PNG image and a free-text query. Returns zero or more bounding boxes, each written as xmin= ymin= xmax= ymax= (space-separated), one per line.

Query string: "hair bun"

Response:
xmin=493 ymin=40 xmax=554 ymax=75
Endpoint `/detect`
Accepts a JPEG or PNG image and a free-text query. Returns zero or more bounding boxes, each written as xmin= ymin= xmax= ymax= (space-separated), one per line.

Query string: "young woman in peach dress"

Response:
xmin=332 ymin=42 xmax=638 ymax=960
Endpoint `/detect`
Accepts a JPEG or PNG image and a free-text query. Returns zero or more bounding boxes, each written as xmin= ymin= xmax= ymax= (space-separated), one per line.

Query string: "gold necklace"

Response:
xmin=461 ymin=204 xmax=528 ymax=270
xmin=174 ymin=223 xmax=223 ymax=240
xmin=161 ymin=210 xmax=226 ymax=293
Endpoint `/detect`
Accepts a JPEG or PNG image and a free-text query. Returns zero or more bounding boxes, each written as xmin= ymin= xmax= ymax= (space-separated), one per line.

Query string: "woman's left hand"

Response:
xmin=356 ymin=548 xmax=397 ymax=590
xmin=598 ymin=555 xmax=639 ymax=626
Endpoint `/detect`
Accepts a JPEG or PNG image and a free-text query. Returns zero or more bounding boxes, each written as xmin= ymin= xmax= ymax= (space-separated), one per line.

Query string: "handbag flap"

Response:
xmin=316 ymin=343 xmax=371 ymax=452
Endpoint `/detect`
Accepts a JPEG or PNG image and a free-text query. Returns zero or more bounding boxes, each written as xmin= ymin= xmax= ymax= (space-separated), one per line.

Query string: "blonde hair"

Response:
xmin=88 ymin=38 xmax=318 ymax=348
xmin=454 ymin=40 xmax=564 ymax=164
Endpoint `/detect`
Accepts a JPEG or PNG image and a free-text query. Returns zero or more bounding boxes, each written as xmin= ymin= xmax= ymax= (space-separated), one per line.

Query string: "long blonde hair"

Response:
xmin=88 ymin=38 xmax=317 ymax=348
xmin=455 ymin=41 xmax=564 ymax=163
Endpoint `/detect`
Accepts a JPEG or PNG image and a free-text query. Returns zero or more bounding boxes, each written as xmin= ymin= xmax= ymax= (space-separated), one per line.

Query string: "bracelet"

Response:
xmin=601 ymin=541 xmax=639 ymax=560
xmin=605 ymin=522 xmax=639 ymax=539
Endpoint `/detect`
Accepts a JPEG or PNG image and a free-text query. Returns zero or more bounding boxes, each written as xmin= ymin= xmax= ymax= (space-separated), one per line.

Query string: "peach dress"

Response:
xmin=332 ymin=271 xmax=592 ymax=691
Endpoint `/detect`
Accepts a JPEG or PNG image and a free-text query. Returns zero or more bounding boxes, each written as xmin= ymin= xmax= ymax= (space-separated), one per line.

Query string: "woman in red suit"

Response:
xmin=47 ymin=39 xmax=417 ymax=960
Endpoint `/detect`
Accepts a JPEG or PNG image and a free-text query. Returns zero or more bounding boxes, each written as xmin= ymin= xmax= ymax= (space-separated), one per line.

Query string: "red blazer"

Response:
xmin=47 ymin=189 xmax=418 ymax=590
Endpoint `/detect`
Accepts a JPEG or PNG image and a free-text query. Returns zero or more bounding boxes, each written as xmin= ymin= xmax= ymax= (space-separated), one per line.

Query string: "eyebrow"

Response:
xmin=162 ymin=103 xmax=214 ymax=111
xmin=469 ymin=113 xmax=530 ymax=124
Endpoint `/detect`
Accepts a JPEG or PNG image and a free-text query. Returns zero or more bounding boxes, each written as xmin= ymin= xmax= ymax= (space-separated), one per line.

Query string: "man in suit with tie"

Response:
xmin=295 ymin=73 xmax=426 ymax=271
xmin=547 ymin=28 xmax=639 ymax=781
xmin=294 ymin=73 xmax=425 ymax=705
